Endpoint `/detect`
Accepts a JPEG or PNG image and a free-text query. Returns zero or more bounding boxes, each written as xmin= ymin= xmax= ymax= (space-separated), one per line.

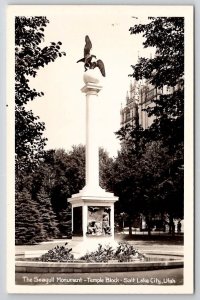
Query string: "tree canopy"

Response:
xmin=112 ymin=17 xmax=184 ymax=234
xmin=129 ymin=17 xmax=184 ymax=152
xmin=129 ymin=17 xmax=184 ymax=88
xmin=15 ymin=144 xmax=116 ymax=243
xmin=15 ymin=16 xmax=67 ymax=244
xmin=15 ymin=16 xmax=66 ymax=172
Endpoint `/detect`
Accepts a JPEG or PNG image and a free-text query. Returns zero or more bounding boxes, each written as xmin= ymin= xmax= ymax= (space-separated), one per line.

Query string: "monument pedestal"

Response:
xmin=68 ymin=188 xmax=118 ymax=257
xmin=68 ymin=70 xmax=118 ymax=257
xmin=68 ymin=188 xmax=118 ymax=239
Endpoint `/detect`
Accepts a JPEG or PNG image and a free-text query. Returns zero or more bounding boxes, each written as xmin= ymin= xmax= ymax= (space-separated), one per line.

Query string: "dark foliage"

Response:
xmin=15 ymin=17 xmax=66 ymax=244
xmin=15 ymin=16 xmax=66 ymax=172
xmin=129 ymin=17 xmax=184 ymax=152
xmin=15 ymin=188 xmax=46 ymax=244
xmin=112 ymin=17 xmax=184 ymax=234
xmin=38 ymin=243 xmax=74 ymax=262
xmin=80 ymin=243 xmax=145 ymax=263
xmin=36 ymin=187 xmax=60 ymax=239
xmin=129 ymin=17 xmax=184 ymax=88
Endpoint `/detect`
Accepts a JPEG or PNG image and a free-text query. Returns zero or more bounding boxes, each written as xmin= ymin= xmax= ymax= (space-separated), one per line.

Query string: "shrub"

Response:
xmin=38 ymin=243 xmax=74 ymax=262
xmin=37 ymin=242 xmax=145 ymax=263
xmin=114 ymin=242 xmax=145 ymax=262
xmin=80 ymin=242 xmax=145 ymax=263
xmin=80 ymin=244 xmax=114 ymax=263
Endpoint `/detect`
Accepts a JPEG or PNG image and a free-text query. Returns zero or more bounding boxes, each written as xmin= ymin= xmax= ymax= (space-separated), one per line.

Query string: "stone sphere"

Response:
xmin=83 ymin=69 xmax=101 ymax=84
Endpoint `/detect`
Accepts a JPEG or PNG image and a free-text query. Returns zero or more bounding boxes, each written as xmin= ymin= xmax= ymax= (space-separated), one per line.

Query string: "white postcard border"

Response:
xmin=6 ymin=4 xmax=194 ymax=294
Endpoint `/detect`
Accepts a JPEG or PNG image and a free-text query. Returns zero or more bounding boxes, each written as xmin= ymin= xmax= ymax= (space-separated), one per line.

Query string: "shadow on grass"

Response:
xmin=115 ymin=234 xmax=184 ymax=245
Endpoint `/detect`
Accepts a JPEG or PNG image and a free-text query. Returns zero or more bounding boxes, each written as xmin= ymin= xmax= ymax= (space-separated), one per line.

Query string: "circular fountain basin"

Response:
xmin=15 ymin=253 xmax=183 ymax=273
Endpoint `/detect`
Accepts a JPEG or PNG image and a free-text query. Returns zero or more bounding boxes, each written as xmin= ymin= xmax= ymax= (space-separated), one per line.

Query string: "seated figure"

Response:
xmin=95 ymin=221 xmax=102 ymax=235
xmin=102 ymin=212 xmax=111 ymax=235
xmin=87 ymin=221 xmax=97 ymax=235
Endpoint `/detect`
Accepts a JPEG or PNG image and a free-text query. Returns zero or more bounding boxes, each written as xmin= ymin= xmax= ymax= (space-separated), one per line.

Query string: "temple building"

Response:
xmin=138 ymin=80 xmax=158 ymax=129
xmin=120 ymin=80 xmax=140 ymax=128
xmin=120 ymin=79 xmax=159 ymax=130
xmin=120 ymin=79 xmax=181 ymax=130
xmin=120 ymin=78 xmax=184 ymax=232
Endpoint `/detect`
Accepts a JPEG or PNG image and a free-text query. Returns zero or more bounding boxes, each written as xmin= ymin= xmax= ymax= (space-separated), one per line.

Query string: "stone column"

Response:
xmin=81 ymin=77 xmax=102 ymax=194
xmin=110 ymin=204 xmax=115 ymax=238
xmin=68 ymin=70 xmax=118 ymax=247
xmin=71 ymin=207 xmax=74 ymax=232
xmin=82 ymin=204 xmax=88 ymax=240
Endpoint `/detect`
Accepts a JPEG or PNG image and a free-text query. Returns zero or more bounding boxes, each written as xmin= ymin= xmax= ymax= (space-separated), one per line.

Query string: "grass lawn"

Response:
xmin=15 ymin=234 xmax=184 ymax=255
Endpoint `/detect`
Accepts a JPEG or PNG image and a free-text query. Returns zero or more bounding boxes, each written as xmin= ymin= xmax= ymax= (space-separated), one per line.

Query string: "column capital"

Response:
xmin=81 ymin=82 xmax=103 ymax=95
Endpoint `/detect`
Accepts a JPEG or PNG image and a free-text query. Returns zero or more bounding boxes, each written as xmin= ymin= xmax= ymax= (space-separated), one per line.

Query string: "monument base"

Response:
xmin=71 ymin=185 xmax=117 ymax=199
xmin=68 ymin=185 xmax=118 ymax=253
xmin=70 ymin=236 xmax=119 ymax=259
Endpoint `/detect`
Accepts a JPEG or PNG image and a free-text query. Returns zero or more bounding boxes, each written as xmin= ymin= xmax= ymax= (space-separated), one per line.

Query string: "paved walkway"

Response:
xmin=15 ymin=235 xmax=184 ymax=257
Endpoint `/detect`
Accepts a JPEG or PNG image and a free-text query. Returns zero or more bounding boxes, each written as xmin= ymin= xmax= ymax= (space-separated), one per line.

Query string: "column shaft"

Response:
xmin=82 ymin=204 xmax=88 ymax=239
xmin=110 ymin=203 xmax=115 ymax=239
xmin=85 ymin=89 xmax=100 ymax=191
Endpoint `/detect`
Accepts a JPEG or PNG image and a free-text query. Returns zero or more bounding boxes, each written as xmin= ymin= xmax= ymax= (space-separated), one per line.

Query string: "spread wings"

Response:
xmin=77 ymin=35 xmax=106 ymax=77
xmin=96 ymin=59 xmax=106 ymax=77
xmin=84 ymin=35 xmax=92 ymax=57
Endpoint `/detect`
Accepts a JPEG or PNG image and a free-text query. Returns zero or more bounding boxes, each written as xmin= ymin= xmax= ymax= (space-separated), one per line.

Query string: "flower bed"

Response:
xmin=34 ymin=242 xmax=145 ymax=263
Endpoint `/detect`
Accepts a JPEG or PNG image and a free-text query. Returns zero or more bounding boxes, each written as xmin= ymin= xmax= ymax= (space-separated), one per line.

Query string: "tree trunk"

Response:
xmin=129 ymin=224 xmax=132 ymax=236
xmin=128 ymin=217 xmax=132 ymax=237
xmin=169 ymin=215 xmax=175 ymax=235
xmin=146 ymin=215 xmax=151 ymax=236
xmin=147 ymin=223 xmax=151 ymax=236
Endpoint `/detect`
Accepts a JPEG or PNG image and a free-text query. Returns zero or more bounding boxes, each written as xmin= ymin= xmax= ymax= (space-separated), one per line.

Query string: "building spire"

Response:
xmin=129 ymin=80 xmax=132 ymax=90
xmin=126 ymin=91 xmax=129 ymax=103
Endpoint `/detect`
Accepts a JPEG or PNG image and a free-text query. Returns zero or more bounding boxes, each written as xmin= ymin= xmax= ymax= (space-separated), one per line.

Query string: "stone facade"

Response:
xmin=120 ymin=78 xmax=182 ymax=130
xmin=120 ymin=80 xmax=140 ymax=128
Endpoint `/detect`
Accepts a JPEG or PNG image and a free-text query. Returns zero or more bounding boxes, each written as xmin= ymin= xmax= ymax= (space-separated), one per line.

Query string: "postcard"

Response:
xmin=7 ymin=5 xmax=194 ymax=294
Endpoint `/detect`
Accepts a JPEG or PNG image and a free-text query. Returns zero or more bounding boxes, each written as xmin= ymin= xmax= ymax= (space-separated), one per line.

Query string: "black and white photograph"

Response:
xmin=7 ymin=5 xmax=193 ymax=294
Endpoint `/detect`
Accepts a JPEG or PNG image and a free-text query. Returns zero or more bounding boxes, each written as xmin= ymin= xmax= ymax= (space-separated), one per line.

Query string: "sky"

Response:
xmin=27 ymin=7 xmax=152 ymax=157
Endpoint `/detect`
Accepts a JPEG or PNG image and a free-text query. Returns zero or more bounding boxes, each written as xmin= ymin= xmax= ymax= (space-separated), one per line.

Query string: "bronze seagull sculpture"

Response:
xmin=77 ymin=35 xmax=106 ymax=77
xmin=90 ymin=59 xmax=106 ymax=77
